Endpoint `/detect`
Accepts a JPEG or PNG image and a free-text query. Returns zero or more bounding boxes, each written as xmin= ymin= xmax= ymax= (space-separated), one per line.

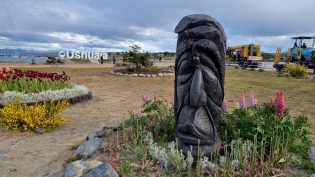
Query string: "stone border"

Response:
xmin=0 ymin=91 xmax=93 ymax=108
xmin=109 ymin=70 xmax=174 ymax=77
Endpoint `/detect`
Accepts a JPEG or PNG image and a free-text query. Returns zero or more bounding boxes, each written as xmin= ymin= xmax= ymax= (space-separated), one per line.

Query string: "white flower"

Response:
xmin=0 ymin=84 xmax=90 ymax=104
xmin=231 ymin=159 xmax=239 ymax=170
xmin=186 ymin=147 xmax=194 ymax=168
xmin=201 ymin=156 xmax=209 ymax=170
xmin=142 ymin=131 xmax=153 ymax=145
xmin=219 ymin=156 xmax=226 ymax=168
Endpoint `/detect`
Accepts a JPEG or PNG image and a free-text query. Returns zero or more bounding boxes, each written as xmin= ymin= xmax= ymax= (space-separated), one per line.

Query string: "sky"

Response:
xmin=0 ymin=0 xmax=315 ymax=54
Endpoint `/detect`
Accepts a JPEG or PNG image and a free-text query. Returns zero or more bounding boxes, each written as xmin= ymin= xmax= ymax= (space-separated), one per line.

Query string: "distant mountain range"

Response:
xmin=0 ymin=48 xmax=60 ymax=56
xmin=0 ymin=48 xmax=125 ymax=57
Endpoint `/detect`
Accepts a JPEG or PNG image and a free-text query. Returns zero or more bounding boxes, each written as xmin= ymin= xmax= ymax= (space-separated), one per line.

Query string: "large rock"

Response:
xmin=104 ymin=124 xmax=122 ymax=131
xmin=73 ymin=137 xmax=103 ymax=159
xmin=308 ymin=146 xmax=315 ymax=162
xmin=157 ymin=73 xmax=164 ymax=77
xmin=86 ymin=162 xmax=118 ymax=177
xmin=64 ymin=160 xmax=102 ymax=177
xmin=86 ymin=128 xmax=107 ymax=141
xmin=138 ymin=74 xmax=146 ymax=77
xmin=34 ymin=128 xmax=46 ymax=134
xmin=0 ymin=128 xmax=7 ymax=133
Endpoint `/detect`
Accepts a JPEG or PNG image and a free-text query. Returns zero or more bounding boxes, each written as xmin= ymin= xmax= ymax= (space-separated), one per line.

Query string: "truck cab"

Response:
xmin=287 ymin=36 xmax=315 ymax=69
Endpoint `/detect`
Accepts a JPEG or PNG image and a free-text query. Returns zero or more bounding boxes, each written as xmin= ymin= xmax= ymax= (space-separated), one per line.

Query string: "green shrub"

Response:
xmin=283 ymin=63 xmax=308 ymax=78
xmin=123 ymin=96 xmax=174 ymax=142
xmin=126 ymin=66 xmax=163 ymax=74
xmin=258 ymin=68 xmax=264 ymax=72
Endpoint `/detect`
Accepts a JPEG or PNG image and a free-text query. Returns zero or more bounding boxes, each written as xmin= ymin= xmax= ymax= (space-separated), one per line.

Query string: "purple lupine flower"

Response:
xmin=238 ymin=93 xmax=246 ymax=108
xmin=275 ymin=90 xmax=285 ymax=116
xmin=221 ymin=102 xmax=226 ymax=115
xmin=141 ymin=93 xmax=149 ymax=102
xmin=248 ymin=92 xmax=258 ymax=106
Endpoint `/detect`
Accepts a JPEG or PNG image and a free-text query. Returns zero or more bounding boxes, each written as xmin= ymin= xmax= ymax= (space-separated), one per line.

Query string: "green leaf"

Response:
xmin=278 ymin=158 xmax=286 ymax=163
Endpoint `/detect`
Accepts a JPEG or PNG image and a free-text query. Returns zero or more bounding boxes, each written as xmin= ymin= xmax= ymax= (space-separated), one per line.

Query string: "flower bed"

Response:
xmin=110 ymin=68 xmax=174 ymax=77
xmin=0 ymin=67 xmax=92 ymax=105
xmin=0 ymin=67 xmax=93 ymax=131
xmin=93 ymin=91 xmax=313 ymax=176
xmin=0 ymin=85 xmax=92 ymax=108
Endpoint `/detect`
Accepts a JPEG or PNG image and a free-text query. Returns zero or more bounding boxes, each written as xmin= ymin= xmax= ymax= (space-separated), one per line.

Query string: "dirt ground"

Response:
xmin=0 ymin=65 xmax=175 ymax=177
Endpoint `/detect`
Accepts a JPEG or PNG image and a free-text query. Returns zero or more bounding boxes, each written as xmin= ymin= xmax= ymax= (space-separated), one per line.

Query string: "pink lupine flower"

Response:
xmin=221 ymin=102 xmax=226 ymax=115
xmin=154 ymin=95 xmax=160 ymax=102
xmin=275 ymin=90 xmax=285 ymax=116
xmin=170 ymin=96 xmax=174 ymax=103
xmin=136 ymin=110 xmax=141 ymax=120
xmin=238 ymin=93 xmax=246 ymax=108
xmin=269 ymin=98 xmax=274 ymax=108
xmin=141 ymin=93 xmax=149 ymax=102
xmin=248 ymin=92 xmax=257 ymax=106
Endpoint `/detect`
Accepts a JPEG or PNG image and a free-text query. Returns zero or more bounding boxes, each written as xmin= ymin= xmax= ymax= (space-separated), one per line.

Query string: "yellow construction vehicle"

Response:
xmin=273 ymin=47 xmax=286 ymax=71
xmin=226 ymin=44 xmax=263 ymax=68
xmin=274 ymin=36 xmax=315 ymax=72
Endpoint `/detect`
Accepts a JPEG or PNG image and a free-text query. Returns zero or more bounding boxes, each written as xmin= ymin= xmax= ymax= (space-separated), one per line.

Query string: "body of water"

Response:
xmin=0 ymin=56 xmax=48 ymax=63
xmin=226 ymin=61 xmax=285 ymax=68
xmin=258 ymin=62 xmax=285 ymax=68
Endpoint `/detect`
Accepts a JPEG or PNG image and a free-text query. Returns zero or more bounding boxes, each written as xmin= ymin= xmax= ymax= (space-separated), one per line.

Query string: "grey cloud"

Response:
xmin=0 ymin=0 xmax=314 ymax=52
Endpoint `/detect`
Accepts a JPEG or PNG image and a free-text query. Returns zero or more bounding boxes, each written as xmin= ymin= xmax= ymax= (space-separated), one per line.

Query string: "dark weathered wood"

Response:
xmin=174 ymin=14 xmax=226 ymax=158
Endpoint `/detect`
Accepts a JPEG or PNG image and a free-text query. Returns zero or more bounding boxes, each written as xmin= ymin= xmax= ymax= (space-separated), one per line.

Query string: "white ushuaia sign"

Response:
xmin=59 ymin=49 xmax=108 ymax=60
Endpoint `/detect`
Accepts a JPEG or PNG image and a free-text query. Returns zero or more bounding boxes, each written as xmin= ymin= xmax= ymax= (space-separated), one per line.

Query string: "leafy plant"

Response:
xmin=124 ymin=94 xmax=175 ymax=142
xmin=0 ymin=67 xmax=72 ymax=93
xmin=97 ymin=92 xmax=313 ymax=177
xmin=0 ymin=98 xmax=69 ymax=131
xmin=218 ymin=91 xmax=311 ymax=173
xmin=282 ymin=63 xmax=308 ymax=78
xmin=127 ymin=45 xmax=153 ymax=69
xmin=0 ymin=84 xmax=89 ymax=104
xmin=113 ymin=66 xmax=173 ymax=75
xmin=258 ymin=68 xmax=264 ymax=72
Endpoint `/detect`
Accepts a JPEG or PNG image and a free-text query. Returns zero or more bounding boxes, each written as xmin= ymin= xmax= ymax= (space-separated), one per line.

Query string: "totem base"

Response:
xmin=177 ymin=135 xmax=222 ymax=159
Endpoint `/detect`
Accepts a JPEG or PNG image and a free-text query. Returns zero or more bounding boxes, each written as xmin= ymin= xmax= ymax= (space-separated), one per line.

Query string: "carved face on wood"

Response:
xmin=174 ymin=14 xmax=226 ymax=157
